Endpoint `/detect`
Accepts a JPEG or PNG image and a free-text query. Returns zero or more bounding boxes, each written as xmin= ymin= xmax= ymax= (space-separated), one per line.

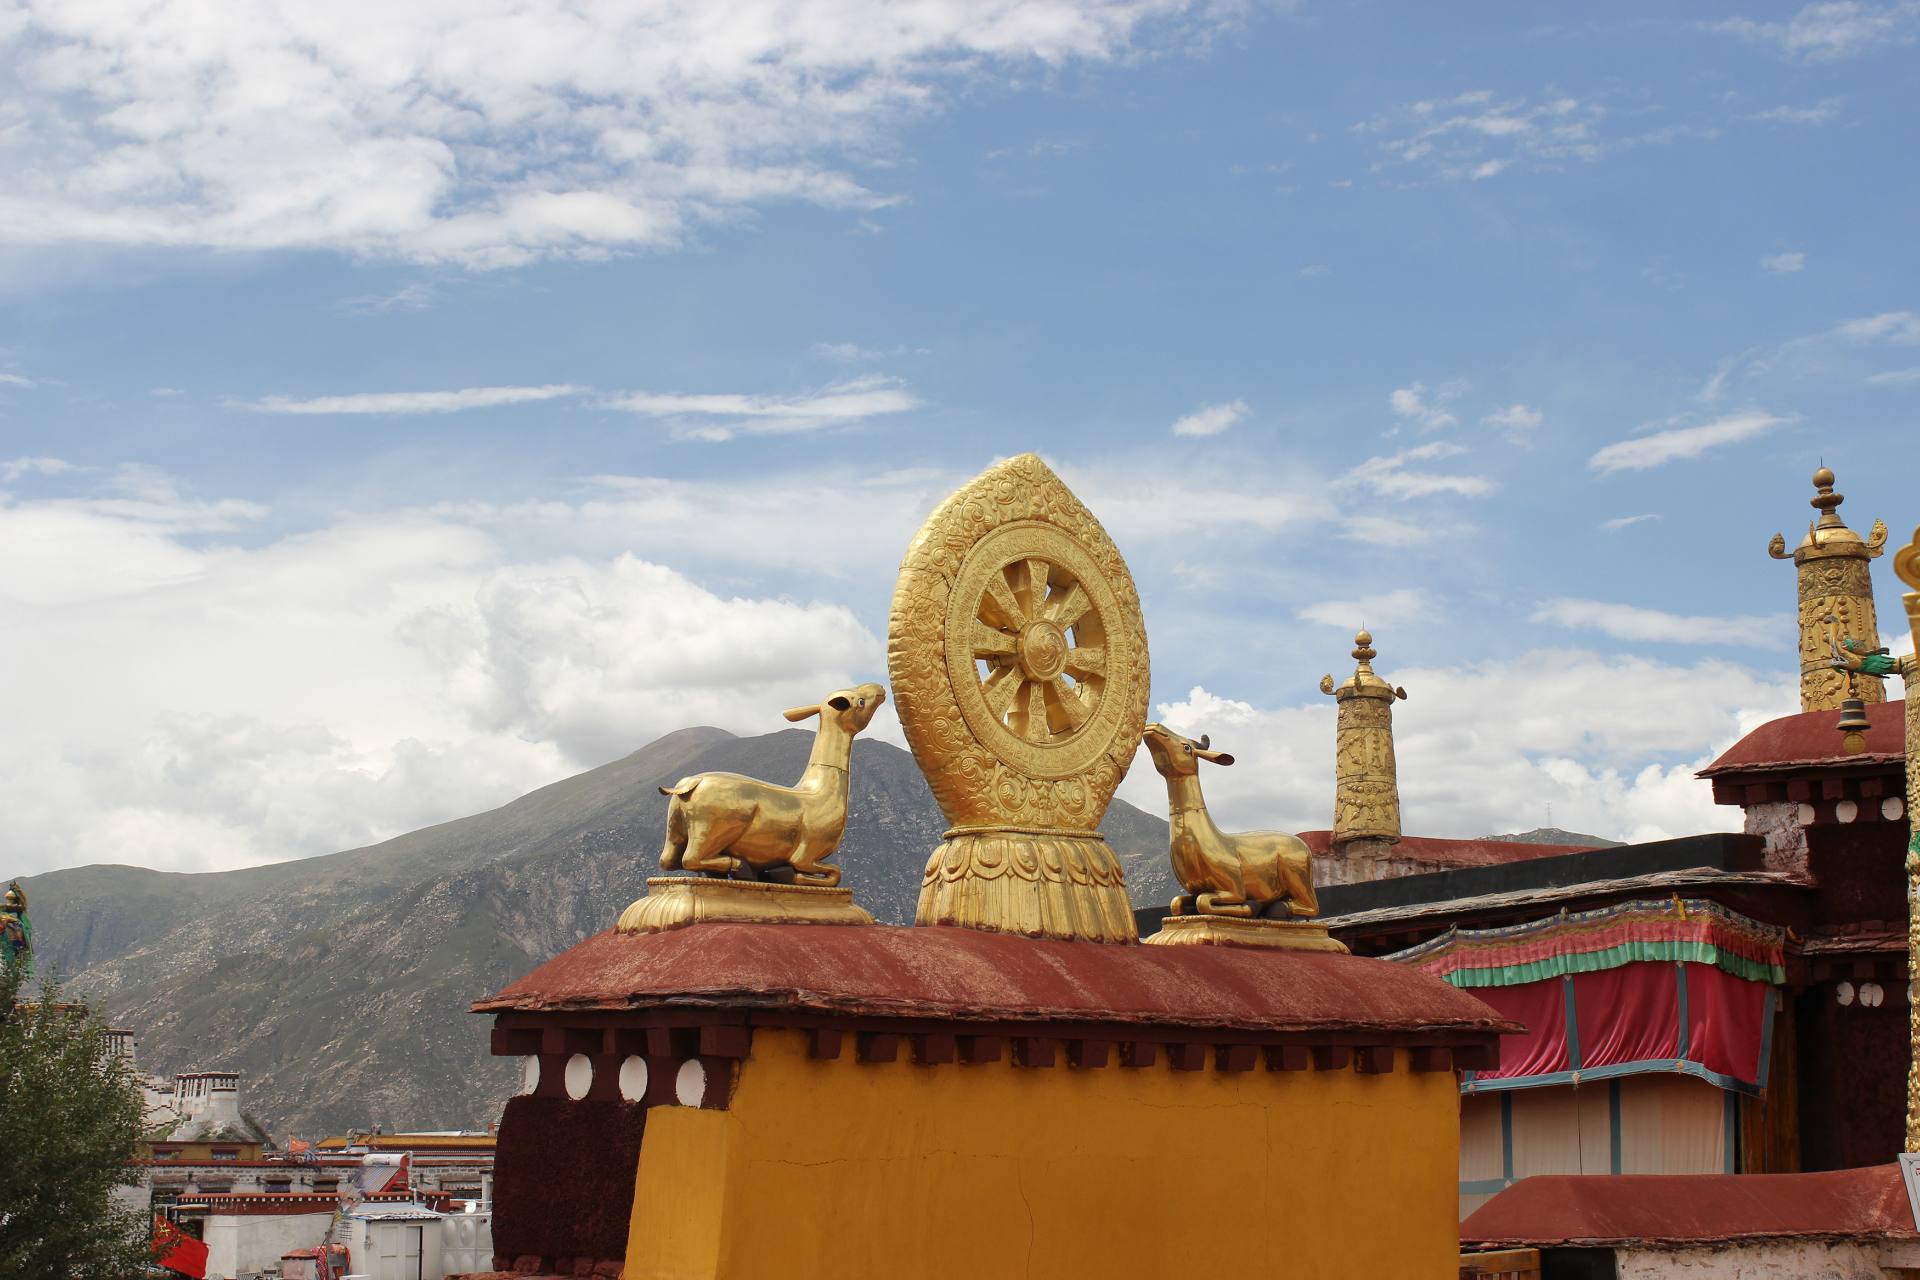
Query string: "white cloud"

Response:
xmin=1358 ymin=90 xmax=1609 ymax=182
xmin=1760 ymin=251 xmax=1807 ymax=273
xmin=604 ymin=375 xmax=919 ymax=441
xmin=1483 ymin=403 xmax=1543 ymax=444
xmin=0 ymin=468 xmax=883 ymax=876
xmin=1 ymin=456 xmax=74 ymax=483
xmin=1711 ymin=2 xmax=1920 ymax=61
xmin=1171 ymin=399 xmax=1249 ymax=437
xmin=1602 ymin=513 xmax=1661 ymax=531
xmin=0 ymin=373 xmax=34 ymax=388
xmin=1588 ymin=411 xmax=1787 ymax=474
xmin=1296 ymin=588 xmax=1432 ymax=630
xmin=1389 ymin=381 xmax=1462 ymax=431
xmin=1532 ymin=598 xmax=1785 ymax=647
xmin=1116 ymin=655 xmax=1794 ymax=846
xmin=0 ymin=1 xmax=1226 ymax=269
xmin=1345 ymin=441 xmax=1495 ymax=500
xmin=235 ymin=385 xmax=584 ymax=415
xmin=337 ymin=282 xmax=438 ymax=315
xmin=1832 ymin=310 xmax=1920 ymax=344
xmin=1750 ymin=100 xmax=1843 ymax=124
xmin=1298 ymin=263 xmax=1331 ymax=278
xmin=1338 ymin=515 xmax=1434 ymax=547
xmin=1867 ymin=368 xmax=1920 ymax=386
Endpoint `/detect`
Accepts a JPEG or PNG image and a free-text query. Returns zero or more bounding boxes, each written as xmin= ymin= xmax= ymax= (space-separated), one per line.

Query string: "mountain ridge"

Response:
xmin=12 ymin=728 xmax=1175 ymax=1136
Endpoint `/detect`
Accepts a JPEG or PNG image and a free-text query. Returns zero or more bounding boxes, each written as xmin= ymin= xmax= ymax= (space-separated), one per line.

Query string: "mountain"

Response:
xmin=1480 ymin=827 xmax=1622 ymax=848
xmin=12 ymin=729 xmax=1174 ymax=1139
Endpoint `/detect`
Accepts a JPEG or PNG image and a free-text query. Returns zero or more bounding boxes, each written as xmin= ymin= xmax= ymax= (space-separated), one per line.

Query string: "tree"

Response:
xmin=0 ymin=963 xmax=152 ymax=1280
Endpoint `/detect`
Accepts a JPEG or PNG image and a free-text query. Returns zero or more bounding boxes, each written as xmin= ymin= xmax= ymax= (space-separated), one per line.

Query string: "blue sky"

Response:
xmin=2 ymin=1 xmax=1916 ymax=877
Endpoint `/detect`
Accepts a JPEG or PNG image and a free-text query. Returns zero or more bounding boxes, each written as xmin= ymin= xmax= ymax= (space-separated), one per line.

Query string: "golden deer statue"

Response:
xmin=1141 ymin=722 xmax=1320 ymax=919
xmin=658 ymin=683 xmax=887 ymax=887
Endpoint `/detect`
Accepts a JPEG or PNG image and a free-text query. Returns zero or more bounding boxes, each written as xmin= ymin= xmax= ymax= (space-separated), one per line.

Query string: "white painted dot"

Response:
xmin=1863 ymin=982 xmax=1885 ymax=1008
xmin=518 ymin=1056 xmax=540 ymax=1096
xmin=1885 ymin=797 xmax=1906 ymax=822
xmin=675 ymin=1059 xmax=707 ymax=1107
xmin=1837 ymin=981 xmax=1855 ymax=1006
xmin=564 ymin=1053 xmax=593 ymax=1100
xmin=1836 ymin=800 xmax=1859 ymax=824
xmin=618 ymin=1055 xmax=649 ymax=1102
xmin=1797 ymin=803 xmax=1817 ymax=826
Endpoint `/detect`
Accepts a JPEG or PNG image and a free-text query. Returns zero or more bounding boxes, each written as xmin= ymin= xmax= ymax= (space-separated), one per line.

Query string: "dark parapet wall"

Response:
xmin=491 ymin=1094 xmax=648 ymax=1272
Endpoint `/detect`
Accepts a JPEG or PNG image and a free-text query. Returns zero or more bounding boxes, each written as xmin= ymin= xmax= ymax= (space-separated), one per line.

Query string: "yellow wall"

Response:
xmin=624 ymin=1029 xmax=1461 ymax=1279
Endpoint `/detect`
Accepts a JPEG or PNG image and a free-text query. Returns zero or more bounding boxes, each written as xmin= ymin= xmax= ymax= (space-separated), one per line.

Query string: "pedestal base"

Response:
xmin=616 ymin=877 xmax=876 ymax=935
xmin=915 ymin=831 xmax=1136 ymax=943
xmin=1143 ymin=914 xmax=1349 ymax=952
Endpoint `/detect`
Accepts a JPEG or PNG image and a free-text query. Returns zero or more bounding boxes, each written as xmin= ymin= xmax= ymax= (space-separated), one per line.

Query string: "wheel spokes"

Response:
xmin=1045 ymin=582 xmax=1091 ymax=630
xmin=982 ymin=665 xmax=1024 ymax=723
xmin=970 ymin=620 xmax=1017 ymax=659
xmin=1062 ymin=645 xmax=1105 ymax=679
xmin=981 ymin=573 xmax=1027 ymax=630
xmin=1046 ymin=677 xmax=1090 ymax=733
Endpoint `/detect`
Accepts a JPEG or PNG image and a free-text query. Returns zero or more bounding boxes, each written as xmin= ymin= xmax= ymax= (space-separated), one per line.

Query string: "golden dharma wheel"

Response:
xmin=889 ymin=453 xmax=1148 ymax=942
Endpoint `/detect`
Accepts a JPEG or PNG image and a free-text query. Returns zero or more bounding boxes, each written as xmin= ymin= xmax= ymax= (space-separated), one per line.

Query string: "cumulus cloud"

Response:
xmin=1710 ymin=2 xmax=1920 ymax=61
xmin=0 ymin=467 xmax=884 ymax=876
xmin=603 ymin=375 xmax=919 ymax=441
xmin=1115 ymin=654 xmax=1795 ymax=845
xmin=1345 ymin=441 xmax=1496 ymax=500
xmin=1389 ymin=381 xmax=1463 ymax=431
xmin=1483 ymin=403 xmax=1543 ymax=444
xmin=1296 ymin=588 xmax=1431 ymax=630
xmin=1588 ymin=411 xmax=1787 ymax=474
xmin=233 ymin=385 xmax=584 ymax=415
xmin=1532 ymin=598 xmax=1786 ymax=647
xmin=1171 ymin=399 xmax=1249 ymax=437
xmin=1 ymin=456 xmax=74 ymax=482
xmin=0 ymin=373 xmax=34 ymax=388
xmin=1750 ymin=101 xmax=1843 ymax=124
xmin=0 ymin=0 xmax=1225 ymax=269
xmin=1761 ymin=251 xmax=1807 ymax=273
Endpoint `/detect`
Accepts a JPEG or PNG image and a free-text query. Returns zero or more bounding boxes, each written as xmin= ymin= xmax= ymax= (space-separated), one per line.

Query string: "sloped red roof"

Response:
xmin=1701 ymin=699 xmax=1905 ymax=776
xmin=1461 ymin=1166 xmax=1918 ymax=1247
xmin=473 ymin=922 xmax=1515 ymax=1038
xmin=1298 ymin=830 xmax=1598 ymax=866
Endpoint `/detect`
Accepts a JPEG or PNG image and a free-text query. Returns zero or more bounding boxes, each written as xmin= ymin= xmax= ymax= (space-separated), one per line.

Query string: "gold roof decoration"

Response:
xmin=890 ymin=453 xmax=1148 ymax=942
xmin=1770 ymin=467 xmax=1889 ymax=712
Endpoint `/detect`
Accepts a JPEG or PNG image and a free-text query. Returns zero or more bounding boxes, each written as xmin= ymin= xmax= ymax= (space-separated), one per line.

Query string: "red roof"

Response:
xmin=1298 ymin=830 xmax=1598 ymax=866
xmin=1461 ymin=1167 xmax=1918 ymax=1247
xmin=1702 ymin=699 xmax=1906 ymax=776
xmin=474 ymin=922 xmax=1513 ymax=1038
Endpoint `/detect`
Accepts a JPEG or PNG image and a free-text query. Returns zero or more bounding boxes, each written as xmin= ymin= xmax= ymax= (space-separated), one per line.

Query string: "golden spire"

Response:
xmin=1770 ymin=467 xmax=1888 ymax=712
xmin=1319 ymin=630 xmax=1408 ymax=850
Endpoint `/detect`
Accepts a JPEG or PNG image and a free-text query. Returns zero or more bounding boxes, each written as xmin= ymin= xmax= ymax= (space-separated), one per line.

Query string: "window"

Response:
xmin=211 ymin=1149 xmax=238 ymax=1162
xmin=152 ymin=1148 xmax=177 ymax=1161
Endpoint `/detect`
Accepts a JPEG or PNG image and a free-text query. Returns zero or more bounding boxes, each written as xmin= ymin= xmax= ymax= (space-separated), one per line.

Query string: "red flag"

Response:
xmin=153 ymin=1215 xmax=209 ymax=1278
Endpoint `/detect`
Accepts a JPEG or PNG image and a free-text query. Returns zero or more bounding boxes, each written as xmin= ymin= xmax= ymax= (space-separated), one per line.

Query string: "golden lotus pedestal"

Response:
xmin=615 ymin=877 xmax=876 ymax=935
xmin=1144 ymin=913 xmax=1350 ymax=953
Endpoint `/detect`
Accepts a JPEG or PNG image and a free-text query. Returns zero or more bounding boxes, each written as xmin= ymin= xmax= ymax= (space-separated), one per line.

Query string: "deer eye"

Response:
xmin=1183 ymin=744 xmax=1193 ymax=754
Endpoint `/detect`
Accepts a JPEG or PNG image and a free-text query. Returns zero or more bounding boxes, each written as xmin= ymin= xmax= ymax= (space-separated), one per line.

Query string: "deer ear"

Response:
xmin=783 ymin=705 xmax=821 ymax=722
xmin=1196 ymin=749 xmax=1235 ymax=766
xmin=825 ymin=695 xmax=853 ymax=712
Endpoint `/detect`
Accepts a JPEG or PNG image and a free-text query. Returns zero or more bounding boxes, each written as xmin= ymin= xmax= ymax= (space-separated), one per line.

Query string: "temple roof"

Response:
xmin=474 ymin=922 xmax=1514 ymax=1038
xmin=1699 ymin=698 xmax=1905 ymax=776
xmin=1462 ymin=1166 xmax=1917 ymax=1247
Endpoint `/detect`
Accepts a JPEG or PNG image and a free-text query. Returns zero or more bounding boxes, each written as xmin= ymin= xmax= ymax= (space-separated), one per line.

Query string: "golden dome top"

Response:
xmin=1771 ymin=466 xmax=1888 ymax=564
xmin=1321 ymin=630 xmax=1407 ymax=702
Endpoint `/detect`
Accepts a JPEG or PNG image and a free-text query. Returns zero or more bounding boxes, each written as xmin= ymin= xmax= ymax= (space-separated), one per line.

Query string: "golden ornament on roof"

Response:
xmin=890 ymin=453 xmax=1148 ymax=942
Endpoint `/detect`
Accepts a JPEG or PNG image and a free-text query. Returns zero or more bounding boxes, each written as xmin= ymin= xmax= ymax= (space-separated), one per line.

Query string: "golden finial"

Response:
xmin=1321 ymin=629 xmax=1406 ymax=854
xmin=1773 ymin=466 xmax=1888 ymax=712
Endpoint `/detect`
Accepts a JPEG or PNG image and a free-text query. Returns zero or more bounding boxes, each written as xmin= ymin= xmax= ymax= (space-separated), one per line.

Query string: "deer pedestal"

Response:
xmin=616 ymin=877 xmax=876 ymax=934
xmin=1144 ymin=913 xmax=1349 ymax=952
